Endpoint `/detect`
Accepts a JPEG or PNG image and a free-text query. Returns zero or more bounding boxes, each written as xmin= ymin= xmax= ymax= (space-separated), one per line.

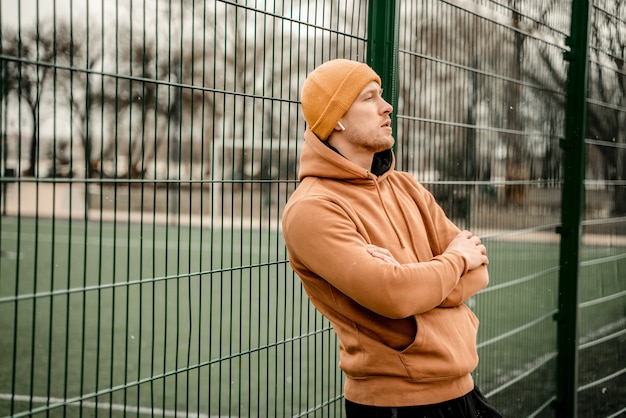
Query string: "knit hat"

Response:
xmin=301 ymin=59 xmax=381 ymax=140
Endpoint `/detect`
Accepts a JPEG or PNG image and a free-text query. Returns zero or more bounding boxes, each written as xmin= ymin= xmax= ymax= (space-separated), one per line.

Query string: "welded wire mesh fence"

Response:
xmin=574 ymin=2 xmax=626 ymax=417
xmin=0 ymin=0 xmax=624 ymax=417
xmin=396 ymin=2 xmax=569 ymax=416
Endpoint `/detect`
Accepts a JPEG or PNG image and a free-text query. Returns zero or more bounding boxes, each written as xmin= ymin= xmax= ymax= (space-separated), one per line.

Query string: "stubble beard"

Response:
xmin=345 ymin=128 xmax=395 ymax=154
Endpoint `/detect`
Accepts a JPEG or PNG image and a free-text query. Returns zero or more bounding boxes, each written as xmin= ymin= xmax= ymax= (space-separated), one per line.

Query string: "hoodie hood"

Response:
xmin=298 ymin=128 xmax=395 ymax=182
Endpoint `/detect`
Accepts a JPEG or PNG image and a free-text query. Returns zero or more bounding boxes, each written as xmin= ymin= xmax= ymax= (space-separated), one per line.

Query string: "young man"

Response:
xmin=281 ymin=59 xmax=502 ymax=418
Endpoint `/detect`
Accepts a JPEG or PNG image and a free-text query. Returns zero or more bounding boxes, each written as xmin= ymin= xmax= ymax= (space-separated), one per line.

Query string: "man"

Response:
xmin=281 ymin=59 xmax=502 ymax=418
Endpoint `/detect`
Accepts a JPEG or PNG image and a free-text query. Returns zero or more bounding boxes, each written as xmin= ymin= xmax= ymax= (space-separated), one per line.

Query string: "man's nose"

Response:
xmin=381 ymin=99 xmax=393 ymax=114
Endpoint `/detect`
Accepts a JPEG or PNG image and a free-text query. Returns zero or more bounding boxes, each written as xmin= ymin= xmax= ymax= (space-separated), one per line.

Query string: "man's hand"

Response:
xmin=367 ymin=244 xmax=400 ymax=265
xmin=445 ymin=230 xmax=489 ymax=270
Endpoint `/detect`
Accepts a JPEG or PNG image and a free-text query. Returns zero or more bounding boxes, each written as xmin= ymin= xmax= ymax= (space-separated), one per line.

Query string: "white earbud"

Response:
xmin=338 ymin=121 xmax=346 ymax=131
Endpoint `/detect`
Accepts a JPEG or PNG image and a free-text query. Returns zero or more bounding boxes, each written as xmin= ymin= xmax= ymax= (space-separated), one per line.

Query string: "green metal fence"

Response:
xmin=0 ymin=0 xmax=624 ymax=417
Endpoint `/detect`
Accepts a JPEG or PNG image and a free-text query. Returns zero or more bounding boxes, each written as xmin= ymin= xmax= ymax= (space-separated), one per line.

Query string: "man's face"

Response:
xmin=341 ymin=81 xmax=394 ymax=153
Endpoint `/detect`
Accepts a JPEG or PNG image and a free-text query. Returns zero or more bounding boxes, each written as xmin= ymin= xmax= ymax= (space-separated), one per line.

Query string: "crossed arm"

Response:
xmin=367 ymin=230 xmax=489 ymax=307
xmin=367 ymin=230 xmax=488 ymax=269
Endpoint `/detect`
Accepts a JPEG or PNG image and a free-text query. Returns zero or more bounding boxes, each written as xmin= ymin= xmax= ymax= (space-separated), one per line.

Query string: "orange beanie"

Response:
xmin=301 ymin=59 xmax=381 ymax=140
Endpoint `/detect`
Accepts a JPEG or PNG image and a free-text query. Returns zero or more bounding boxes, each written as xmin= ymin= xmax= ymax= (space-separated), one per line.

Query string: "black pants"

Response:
xmin=345 ymin=386 xmax=503 ymax=418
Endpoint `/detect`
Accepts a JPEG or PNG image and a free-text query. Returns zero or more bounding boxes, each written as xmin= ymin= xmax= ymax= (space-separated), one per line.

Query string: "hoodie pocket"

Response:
xmin=399 ymin=304 xmax=479 ymax=382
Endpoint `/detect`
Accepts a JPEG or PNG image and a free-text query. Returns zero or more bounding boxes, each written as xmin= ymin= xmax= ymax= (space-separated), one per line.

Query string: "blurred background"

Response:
xmin=1 ymin=1 xmax=624 ymax=417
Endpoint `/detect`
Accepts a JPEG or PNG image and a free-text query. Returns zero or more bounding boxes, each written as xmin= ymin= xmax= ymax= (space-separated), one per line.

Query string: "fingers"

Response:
xmin=460 ymin=230 xmax=484 ymax=248
xmin=480 ymin=250 xmax=489 ymax=265
xmin=367 ymin=245 xmax=400 ymax=266
xmin=457 ymin=231 xmax=489 ymax=266
xmin=459 ymin=230 xmax=480 ymax=243
xmin=476 ymin=241 xmax=489 ymax=265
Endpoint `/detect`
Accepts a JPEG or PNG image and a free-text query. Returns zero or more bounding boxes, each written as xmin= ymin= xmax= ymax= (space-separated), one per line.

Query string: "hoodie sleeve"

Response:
xmin=413 ymin=181 xmax=490 ymax=307
xmin=438 ymin=266 xmax=489 ymax=306
xmin=282 ymin=195 xmax=469 ymax=319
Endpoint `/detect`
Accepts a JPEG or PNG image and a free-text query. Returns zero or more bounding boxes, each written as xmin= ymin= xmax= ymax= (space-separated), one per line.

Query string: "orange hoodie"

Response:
xmin=281 ymin=129 xmax=490 ymax=407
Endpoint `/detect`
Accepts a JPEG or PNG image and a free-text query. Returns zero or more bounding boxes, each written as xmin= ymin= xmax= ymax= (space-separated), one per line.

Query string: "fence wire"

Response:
xmin=0 ymin=0 xmax=624 ymax=417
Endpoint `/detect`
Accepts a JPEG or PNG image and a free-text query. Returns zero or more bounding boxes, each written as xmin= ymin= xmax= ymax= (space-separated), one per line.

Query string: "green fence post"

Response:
xmin=556 ymin=0 xmax=591 ymax=416
xmin=366 ymin=0 xmax=399 ymax=146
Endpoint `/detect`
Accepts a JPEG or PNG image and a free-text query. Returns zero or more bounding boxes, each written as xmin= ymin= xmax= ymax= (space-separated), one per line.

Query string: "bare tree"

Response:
xmin=587 ymin=0 xmax=626 ymax=214
xmin=86 ymin=0 xmax=180 ymax=179
xmin=1 ymin=20 xmax=77 ymax=176
xmin=524 ymin=0 xmax=626 ymax=214
xmin=86 ymin=0 xmax=223 ymax=180
xmin=0 ymin=27 xmax=21 ymax=174
xmin=397 ymin=0 xmax=505 ymax=218
xmin=51 ymin=20 xmax=102 ymax=178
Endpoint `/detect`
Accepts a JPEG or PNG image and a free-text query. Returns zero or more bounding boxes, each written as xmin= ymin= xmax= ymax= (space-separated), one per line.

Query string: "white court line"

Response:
xmin=0 ymin=393 xmax=213 ymax=418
